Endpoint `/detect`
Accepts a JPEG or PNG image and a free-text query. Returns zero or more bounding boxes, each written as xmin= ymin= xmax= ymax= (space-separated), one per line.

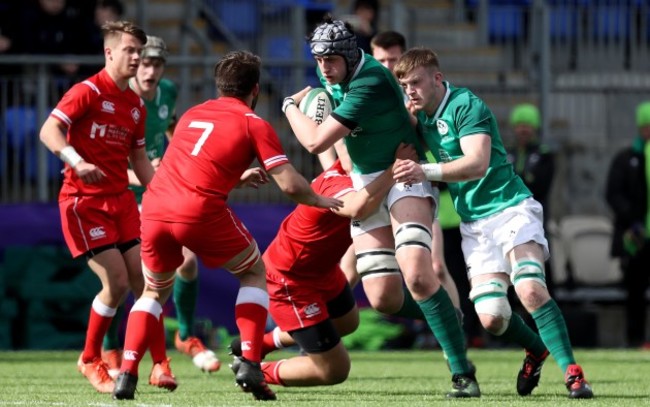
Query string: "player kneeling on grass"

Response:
xmin=230 ymin=144 xmax=416 ymax=390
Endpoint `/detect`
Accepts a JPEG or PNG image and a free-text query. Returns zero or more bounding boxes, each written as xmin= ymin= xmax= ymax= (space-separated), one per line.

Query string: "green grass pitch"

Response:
xmin=0 ymin=349 xmax=648 ymax=406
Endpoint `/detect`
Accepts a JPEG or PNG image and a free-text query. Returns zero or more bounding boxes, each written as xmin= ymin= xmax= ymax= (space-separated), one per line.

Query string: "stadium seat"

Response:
xmin=3 ymin=106 xmax=37 ymax=150
xmin=557 ymin=215 xmax=621 ymax=287
xmin=2 ymin=106 xmax=62 ymax=180
xmin=590 ymin=4 xmax=630 ymax=41
xmin=549 ymin=5 xmax=579 ymax=41
xmin=265 ymin=35 xmax=319 ymax=86
xmin=488 ymin=5 xmax=526 ymax=42
xmin=207 ymin=0 xmax=260 ymax=38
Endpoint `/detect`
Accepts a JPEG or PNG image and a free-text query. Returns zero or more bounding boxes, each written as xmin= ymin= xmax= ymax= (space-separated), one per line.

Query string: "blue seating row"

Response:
xmin=473 ymin=1 xmax=647 ymax=42
xmin=1 ymin=107 xmax=62 ymax=180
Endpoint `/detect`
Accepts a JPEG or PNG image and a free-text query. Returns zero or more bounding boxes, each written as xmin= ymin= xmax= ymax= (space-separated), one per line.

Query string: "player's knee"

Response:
xmin=511 ymin=258 xmax=548 ymax=308
xmin=511 ymin=258 xmax=547 ymax=289
xmin=367 ymin=291 xmax=402 ymax=315
xmin=228 ymin=245 xmax=262 ymax=276
xmin=356 ymin=248 xmax=398 ymax=280
xmin=176 ymin=256 xmax=198 ymax=280
xmin=431 ymin=257 xmax=447 ymax=281
xmin=394 ymin=222 xmax=432 ymax=253
xmin=470 ymin=278 xmax=512 ymax=336
xmin=106 ymin=275 xmax=130 ymax=300
xmin=319 ymin=354 xmax=350 ymax=384
xmin=326 ymin=364 xmax=350 ymax=385
xmin=143 ymin=269 xmax=176 ymax=295
xmin=478 ymin=313 xmax=510 ymax=335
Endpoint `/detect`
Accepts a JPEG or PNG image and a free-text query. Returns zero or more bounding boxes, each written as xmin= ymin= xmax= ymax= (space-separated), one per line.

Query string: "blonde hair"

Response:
xmin=393 ymin=47 xmax=440 ymax=80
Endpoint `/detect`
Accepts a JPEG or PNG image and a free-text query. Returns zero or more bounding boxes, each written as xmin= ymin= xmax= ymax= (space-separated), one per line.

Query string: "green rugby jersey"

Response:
xmin=130 ymin=78 xmax=178 ymax=203
xmin=417 ymin=82 xmax=531 ymax=221
xmin=318 ymin=52 xmax=422 ymax=174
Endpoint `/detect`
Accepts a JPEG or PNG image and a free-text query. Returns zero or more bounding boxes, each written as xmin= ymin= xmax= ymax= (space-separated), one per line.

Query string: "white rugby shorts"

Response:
xmin=349 ymin=169 xmax=438 ymax=237
xmin=460 ymin=197 xmax=550 ymax=279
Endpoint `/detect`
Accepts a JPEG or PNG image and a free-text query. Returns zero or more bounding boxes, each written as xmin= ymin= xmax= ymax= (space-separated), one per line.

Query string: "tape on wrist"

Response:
xmin=422 ymin=163 xmax=443 ymax=181
xmin=60 ymin=146 xmax=83 ymax=168
xmin=282 ymin=97 xmax=296 ymax=114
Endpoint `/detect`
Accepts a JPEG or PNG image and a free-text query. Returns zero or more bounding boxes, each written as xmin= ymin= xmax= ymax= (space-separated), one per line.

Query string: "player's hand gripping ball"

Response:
xmin=299 ymin=88 xmax=334 ymax=124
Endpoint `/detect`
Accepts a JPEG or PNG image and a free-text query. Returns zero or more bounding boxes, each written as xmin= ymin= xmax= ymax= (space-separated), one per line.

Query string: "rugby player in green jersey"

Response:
xmin=323 ymin=30 xmax=478 ymax=360
xmin=392 ymin=47 xmax=593 ymax=399
xmin=283 ymin=17 xmax=479 ymax=398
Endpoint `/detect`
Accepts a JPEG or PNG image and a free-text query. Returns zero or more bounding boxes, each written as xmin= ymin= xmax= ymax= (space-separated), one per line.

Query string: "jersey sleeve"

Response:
xmin=246 ymin=114 xmax=289 ymax=171
xmin=50 ymin=82 xmax=95 ymax=128
xmin=454 ymin=93 xmax=492 ymax=138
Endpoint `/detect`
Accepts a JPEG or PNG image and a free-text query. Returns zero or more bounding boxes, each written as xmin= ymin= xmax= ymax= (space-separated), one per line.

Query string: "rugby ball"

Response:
xmin=299 ymin=88 xmax=334 ymax=124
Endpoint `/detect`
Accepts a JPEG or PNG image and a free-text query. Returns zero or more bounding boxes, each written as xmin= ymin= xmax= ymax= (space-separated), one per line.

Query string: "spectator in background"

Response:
xmin=88 ymin=0 xmax=125 ymax=53
xmin=605 ymin=101 xmax=650 ymax=349
xmin=506 ymin=104 xmax=557 ymax=295
xmin=0 ymin=0 xmax=18 ymax=54
xmin=0 ymin=0 xmax=22 ymax=105
xmin=14 ymin=0 xmax=91 ymax=88
xmin=75 ymin=0 xmax=124 ymax=77
xmin=345 ymin=0 xmax=379 ymax=54
xmin=506 ymin=104 xmax=555 ymax=221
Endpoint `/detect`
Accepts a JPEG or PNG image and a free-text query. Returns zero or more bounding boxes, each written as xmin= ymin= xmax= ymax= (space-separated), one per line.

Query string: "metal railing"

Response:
xmin=2 ymin=0 xmax=650 ymax=215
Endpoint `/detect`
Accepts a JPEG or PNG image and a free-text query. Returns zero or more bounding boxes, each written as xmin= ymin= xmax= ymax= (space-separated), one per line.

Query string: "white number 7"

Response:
xmin=189 ymin=121 xmax=214 ymax=156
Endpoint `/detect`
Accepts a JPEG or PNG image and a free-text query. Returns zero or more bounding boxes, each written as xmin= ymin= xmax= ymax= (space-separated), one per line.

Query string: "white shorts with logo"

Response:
xmin=350 ymin=170 xmax=438 ymax=238
xmin=460 ymin=197 xmax=550 ymax=279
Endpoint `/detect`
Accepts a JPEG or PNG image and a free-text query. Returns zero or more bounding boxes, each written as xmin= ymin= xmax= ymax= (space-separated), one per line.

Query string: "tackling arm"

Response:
xmin=268 ymin=163 xmax=343 ymax=210
xmin=336 ymin=142 xmax=414 ymax=219
xmin=336 ymin=169 xmax=394 ymax=220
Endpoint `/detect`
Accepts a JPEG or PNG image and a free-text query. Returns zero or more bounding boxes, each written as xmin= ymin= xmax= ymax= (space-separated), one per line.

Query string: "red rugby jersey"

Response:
xmin=143 ymin=97 xmax=289 ymax=222
xmin=265 ymin=160 xmax=356 ymax=276
xmin=52 ymin=69 xmax=146 ymax=197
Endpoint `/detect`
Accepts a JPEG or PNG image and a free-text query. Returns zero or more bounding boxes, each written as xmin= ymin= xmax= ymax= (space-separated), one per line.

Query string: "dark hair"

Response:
xmin=371 ymin=31 xmax=406 ymax=53
xmin=97 ymin=0 xmax=124 ymax=17
xmin=393 ymin=47 xmax=441 ymax=80
xmin=214 ymin=51 xmax=261 ymax=98
xmin=101 ymin=20 xmax=146 ymax=45
xmin=353 ymin=0 xmax=379 ymax=13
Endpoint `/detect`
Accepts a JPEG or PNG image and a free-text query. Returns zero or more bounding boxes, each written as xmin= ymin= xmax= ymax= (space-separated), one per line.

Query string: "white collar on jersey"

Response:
xmin=429 ymin=81 xmax=451 ymax=121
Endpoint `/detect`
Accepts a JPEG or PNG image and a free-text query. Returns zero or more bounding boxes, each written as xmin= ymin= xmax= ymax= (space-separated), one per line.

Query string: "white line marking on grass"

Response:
xmin=0 ymin=403 xmax=172 ymax=407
